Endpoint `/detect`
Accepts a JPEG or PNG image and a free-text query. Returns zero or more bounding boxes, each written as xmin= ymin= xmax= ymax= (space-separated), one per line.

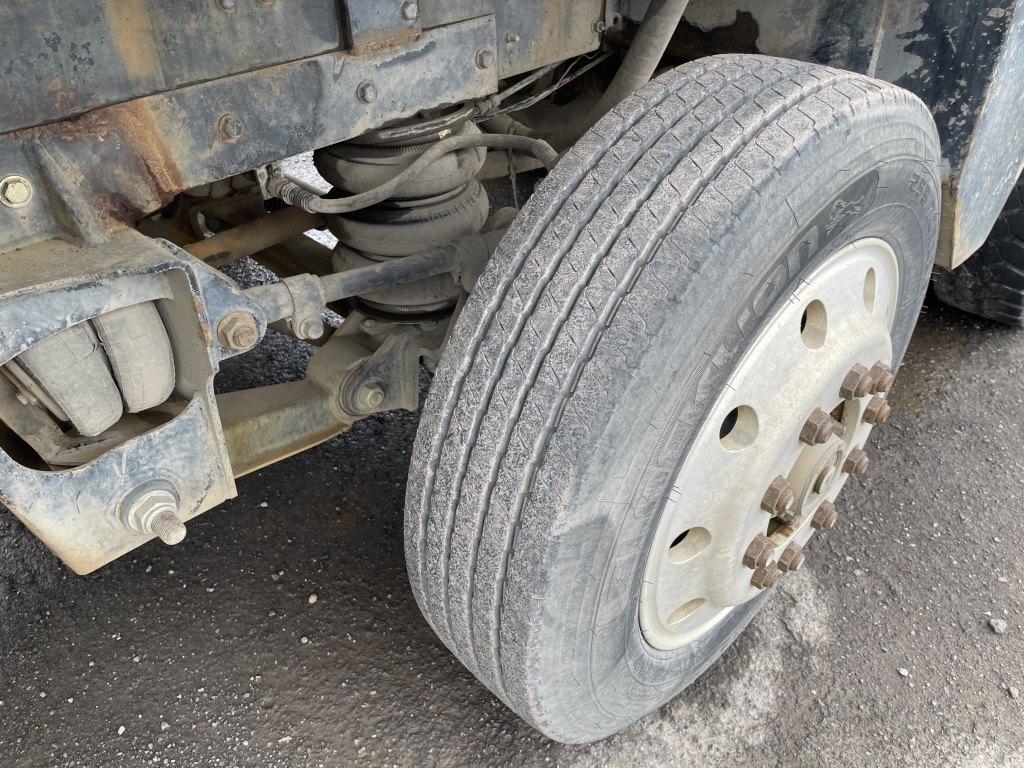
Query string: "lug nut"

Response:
xmin=217 ymin=311 xmax=260 ymax=351
xmin=742 ymin=533 xmax=776 ymax=569
xmin=761 ymin=475 xmax=795 ymax=518
xmin=800 ymin=408 xmax=835 ymax=445
xmin=863 ymin=395 xmax=892 ymax=425
xmin=811 ymin=500 xmax=838 ymax=531
xmin=869 ymin=361 xmax=895 ymax=394
xmin=777 ymin=542 xmax=805 ymax=572
xmin=843 ymin=447 xmax=869 ymax=477
xmin=840 ymin=363 xmax=875 ymax=399
xmin=750 ymin=562 xmax=782 ymax=590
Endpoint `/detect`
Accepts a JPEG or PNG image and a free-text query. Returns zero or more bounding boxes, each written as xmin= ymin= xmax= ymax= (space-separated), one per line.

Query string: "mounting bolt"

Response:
xmin=592 ymin=19 xmax=607 ymax=33
xmin=843 ymin=447 xmax=869 ymax=477
xmin=760 ymin=475 xmax=795 ymax=518
xmin=218 ymin=311 xmax=260 ymax=351
xmin=356 ymin=81 xmax=379 ymax=104
xmin=750 ymin=562 xmax=782 ymax=590
xmin=120 ymin=481 xmax=187 ymax=546
xmin=863 ymin=395 xmax=892 ymax=425
xmin=742 ymin=533 xmax=776 ymax=570
xmin=218 ymin=113 xmax=245 ymax=141
xmin=400 ymin=1 xmax=419 ymax=21
xmin=0 ymin=175 xmax=33 ymax=208
xmin=868 ymin=361 xmax=895 ymax=394
xmin=839 ymin=363 xmax=875 ymax=400
xmin=476 ymin=48 xmax=495 ymax=69
xmin=217 ymin=0 xmax=237 ymax=10
xmin=297 ymin=316 xmax=325 ymax=340
xmin=811 ymin=500 xmax=838 ymax=531
xmin=777 ymin=542 xmax=805 ymax=572
xmin=800 ymin=407 xmax=835 ymax=445
xmin=505 ymin=31 xmax=520 ymax=43
xmin=354 ymin=381 xmax=386 ymax=412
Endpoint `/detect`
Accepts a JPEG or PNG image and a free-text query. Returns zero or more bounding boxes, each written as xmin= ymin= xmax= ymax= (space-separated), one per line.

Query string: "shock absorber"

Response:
xmin=313 ymin=110 xmax=490 ymax=317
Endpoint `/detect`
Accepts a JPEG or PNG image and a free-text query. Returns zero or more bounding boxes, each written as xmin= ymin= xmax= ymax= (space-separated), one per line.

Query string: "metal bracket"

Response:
xmin=0 ymin=230 xmax=264 ymax=573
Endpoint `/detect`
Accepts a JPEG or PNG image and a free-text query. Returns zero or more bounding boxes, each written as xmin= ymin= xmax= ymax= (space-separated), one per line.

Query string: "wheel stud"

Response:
xmin=840 ymin=364 xmax=875 ymax=399
xmin=811 ymin=500 xmax=838 ymax=530
xmin=742 ymin=533 xmax=776 ymax=569
xmin=843 ymin=447 xmax=869 ymax=476
xmin=868 ymin=361 xmax=895 ymax=394
xmin=761 ymin=476 xmax=795 ymax=518
xmin=777 ymin=542 xmax=805 ymax=572
xmin=800 ymin=408 xmax=835 ymax=445
xmin=863 ymin=395 xmax=892 ymax=425
xmin=750 ymin=562 xmax=782 ymax=590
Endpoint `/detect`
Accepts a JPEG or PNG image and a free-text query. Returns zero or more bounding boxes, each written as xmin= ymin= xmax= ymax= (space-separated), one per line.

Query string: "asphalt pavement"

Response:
xmin=1 ymin=290 xmax=1022 ymax=768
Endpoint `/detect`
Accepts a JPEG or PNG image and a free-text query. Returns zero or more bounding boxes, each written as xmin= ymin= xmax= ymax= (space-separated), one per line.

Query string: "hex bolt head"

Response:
xmin=217 ymin=311 xmax=260 ymax=351
xmin=811 ymin=500 xmax=838 ymax=531
xmin=218 ymin=113 xmax=245 ymax=141
xmin=505 ymin=31 xmax=520 ymax=43
xmin=777 ymin=542 xmax=805 ymax=572
xmin=0 ymin=176 xmax=33 ymax=208
xmin=592 ymin=19 xmax=607 ymax=32
xmin=355 ymin=381 xmax=386 ymax=412
xmin=750 ymin=562 xmax=782 ymax=590
xmin=297 ymin=316 xmax=325 ymax=340
xmin=863 ymin=395 xmax=892 ymax=425
xmin=400 ymin=1 xmax=419 ymax=21
xmin=356 ymin=81 xmax=378 ymax=103
xmin=476 ymin=48 xmax=495 ymax=69
xmin=742 ymin=533 xmax=776 ymax=569
xmin=839 ymin=363 xmax=875 ymax=400
xmin=868 ymin=361 xmax=895 ymax=394
xmin=217 ymin=0 xmax=237 ymax=10
xmin=800 ymin=407 xmax=835 ymax=445
xmin=120 ymin=481 xmax=187 ymax=546
xmin=843 ymin=447 xmax=870 ymax=477
xmin=761 ymin=475 xmax=796 ymax=518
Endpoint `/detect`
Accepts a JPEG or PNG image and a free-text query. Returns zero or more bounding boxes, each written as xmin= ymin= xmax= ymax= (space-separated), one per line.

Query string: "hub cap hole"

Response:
xmin=667 ymin=526 xmax=711 ymax=564
xmin=864 ymin=267 xmax=877 ymax=312
xmin=667 ymin=598 xmax=706 ymax=625
xmin=719 ymin=405 xmax=758 ymax=450
xmin=800 ymin=300 xmax=827 ymax=348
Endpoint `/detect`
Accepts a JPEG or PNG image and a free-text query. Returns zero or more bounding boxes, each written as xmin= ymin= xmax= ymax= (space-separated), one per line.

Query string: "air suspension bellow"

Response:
xmin=314 ymin=115 xmax=490 ymax=316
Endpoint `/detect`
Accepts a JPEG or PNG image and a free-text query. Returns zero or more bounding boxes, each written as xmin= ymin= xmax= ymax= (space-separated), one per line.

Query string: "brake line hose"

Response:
xmin=266 ymin=134 xmax=559 ymax=215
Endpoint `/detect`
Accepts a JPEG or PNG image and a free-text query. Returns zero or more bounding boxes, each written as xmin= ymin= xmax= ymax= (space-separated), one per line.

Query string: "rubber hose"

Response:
xmin=268 ymin=134 xmax=559 ymax=215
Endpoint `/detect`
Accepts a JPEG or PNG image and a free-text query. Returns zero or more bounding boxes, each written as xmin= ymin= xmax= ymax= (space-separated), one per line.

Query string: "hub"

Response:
xmin=639 ymin=238 xmax=900 ymax=650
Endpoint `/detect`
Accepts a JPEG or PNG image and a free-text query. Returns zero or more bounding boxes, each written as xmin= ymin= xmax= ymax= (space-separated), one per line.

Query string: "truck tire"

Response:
xmin=406 ymin=54 xmax=940 ymax=743
xmin=931 ymin=173 xmax=1024 ymax=325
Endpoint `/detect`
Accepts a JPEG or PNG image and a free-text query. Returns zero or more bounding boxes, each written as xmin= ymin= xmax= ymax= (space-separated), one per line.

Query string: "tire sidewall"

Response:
xmin=528 ymin=107 xmax=940 ymax=741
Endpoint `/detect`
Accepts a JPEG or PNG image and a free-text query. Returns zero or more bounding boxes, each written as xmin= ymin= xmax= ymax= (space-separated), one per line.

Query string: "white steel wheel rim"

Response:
xmin=639 ymin=238 xmax=899 ymax=651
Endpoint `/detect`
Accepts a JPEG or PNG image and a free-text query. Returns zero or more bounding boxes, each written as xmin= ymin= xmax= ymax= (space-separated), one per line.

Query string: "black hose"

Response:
xmin=267 ymin=134 xmax=559 ymax=215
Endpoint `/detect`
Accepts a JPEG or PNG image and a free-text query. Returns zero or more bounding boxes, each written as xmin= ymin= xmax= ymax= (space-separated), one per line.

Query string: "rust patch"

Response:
xmin=17 ymin=100 xmax=186 ymax=227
